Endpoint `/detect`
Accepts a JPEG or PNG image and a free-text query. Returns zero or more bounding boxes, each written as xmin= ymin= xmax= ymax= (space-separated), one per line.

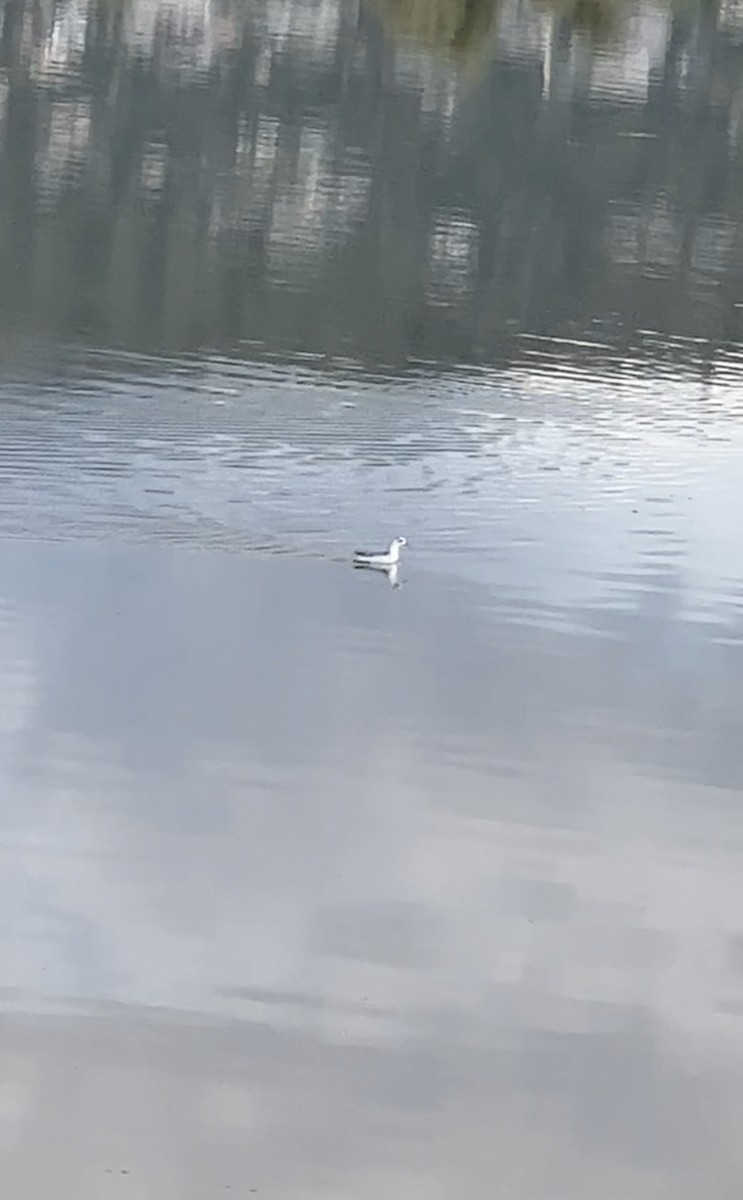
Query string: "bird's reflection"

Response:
xmin=353 ymin=562 xmax=401 ymax=588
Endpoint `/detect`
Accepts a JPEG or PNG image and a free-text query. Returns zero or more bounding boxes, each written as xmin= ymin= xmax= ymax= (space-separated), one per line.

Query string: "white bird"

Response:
xmin=353 ymin=536 xmax=407 ymax=569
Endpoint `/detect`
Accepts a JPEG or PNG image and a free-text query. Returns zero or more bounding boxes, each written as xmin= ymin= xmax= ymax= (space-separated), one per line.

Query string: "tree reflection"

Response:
xmin=367 ymin=0 xmax=499 ymax=58
xmin=0 ymin=0 xmax=739 ymax=371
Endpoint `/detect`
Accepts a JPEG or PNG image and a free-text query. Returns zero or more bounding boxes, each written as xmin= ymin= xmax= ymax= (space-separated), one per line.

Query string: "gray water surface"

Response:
xmin=2 ymin=539 xmax=743 ymax=1198
xmin=1 ymin=0 xmax=743 ymax=1193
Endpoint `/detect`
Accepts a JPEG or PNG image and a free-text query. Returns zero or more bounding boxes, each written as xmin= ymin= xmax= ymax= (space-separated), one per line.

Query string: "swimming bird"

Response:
xmin=353 ymin=536 xmax=407 ymax=568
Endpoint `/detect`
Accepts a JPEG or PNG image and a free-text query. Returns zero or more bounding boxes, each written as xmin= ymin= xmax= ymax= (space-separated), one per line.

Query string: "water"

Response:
xmin=1 ymin=0 xmax=743 ymax=1194
xmin=4 ymin=539 xmax=743 ymax=1196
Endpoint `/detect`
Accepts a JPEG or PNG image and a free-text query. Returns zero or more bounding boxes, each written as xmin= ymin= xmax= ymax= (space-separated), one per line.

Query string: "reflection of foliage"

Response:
xmin=535 ymin=0 xmax=625 ymax=40
xmin=0 ymin=0 xmax=738 ymax=368
xmin=367 ymin=0 xmax=499 ymax=60
xmin=370 ymin=0 xmax=634 ymax=57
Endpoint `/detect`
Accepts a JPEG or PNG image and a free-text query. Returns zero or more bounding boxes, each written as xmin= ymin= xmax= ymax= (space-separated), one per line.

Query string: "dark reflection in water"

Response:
xmin=1 ymin=540 xmax=743 ymax=1197
xmin=0 ymin=0 xmax=742 ymax=369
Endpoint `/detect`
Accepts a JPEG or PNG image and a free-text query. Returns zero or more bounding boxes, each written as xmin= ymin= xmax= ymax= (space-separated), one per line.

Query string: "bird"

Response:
xmin=353 ymin=536 xmax=407 ymax=569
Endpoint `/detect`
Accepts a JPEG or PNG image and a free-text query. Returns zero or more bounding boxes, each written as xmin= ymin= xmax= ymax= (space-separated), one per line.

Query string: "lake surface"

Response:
xmin=1 ymin=0 xmax=743 ymax=1194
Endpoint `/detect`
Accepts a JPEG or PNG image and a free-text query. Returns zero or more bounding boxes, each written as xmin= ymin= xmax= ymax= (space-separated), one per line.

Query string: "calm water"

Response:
xmin=2 ymin=0 xmax=743 ymax=1194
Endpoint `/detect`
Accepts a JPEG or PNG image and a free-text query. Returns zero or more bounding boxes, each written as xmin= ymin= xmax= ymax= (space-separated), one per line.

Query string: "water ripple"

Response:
xmin=0 ymin=342 xmax=742 ymax=633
